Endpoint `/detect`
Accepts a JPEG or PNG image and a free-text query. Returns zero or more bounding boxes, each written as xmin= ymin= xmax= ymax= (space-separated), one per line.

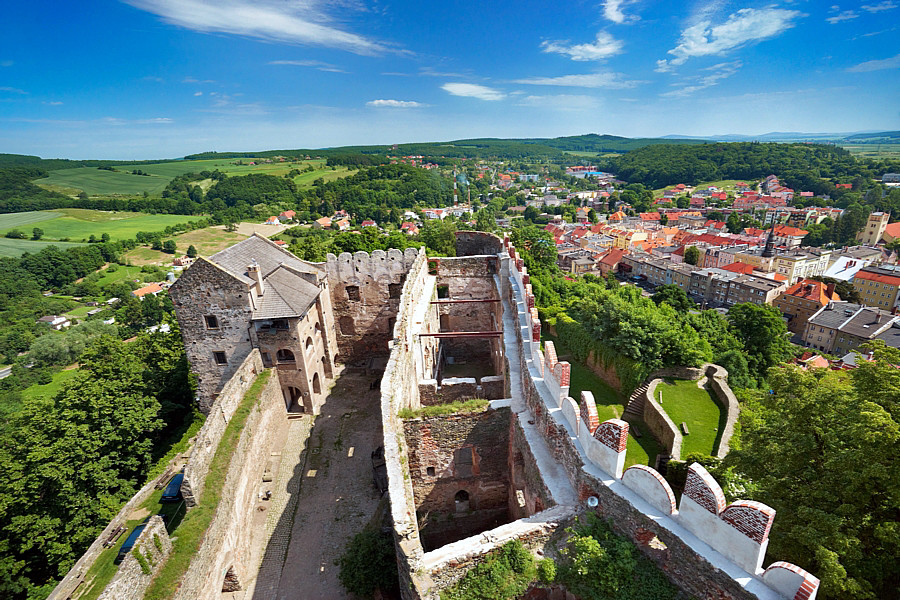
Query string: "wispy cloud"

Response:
xmin=0 ymin=60 xmax=13 ymax=67
xmin=441 ymin=83 xmax=505 ymax=101
xmin=661 ymin=60 xmax=742 ymax=98
xmin=656 ymin=7 xmax=803 ymax=71
xmin=366 ymin=99 xmax=426 ymax=108
xmin=826 ymin=9 xmax=858 ymax=24
xmin=602 ymin=0 xmax=638 ymax=24
xmin=862 ymin=1 xmax=897 ymax=12
xmin=125 ymin=0 xmax=390 ymax=55
xmin=541 ymin=32 xmax=623 ymax=61
xmin=268 ymin=59 xmax=346 ymax=73
xmin=193 ymin=91 xmax=203 ymax=96
xmin=517 ymin=94 xmax=599 ymax=111
xmin=0 ymin=86 xmax=27 ymax=94
xmin=42 ymin=101 xmax=64 ymax=106
xmin=182 ymin=76 xmax=216 ymax=84
xmin=511 ymin=72 xmax=640 ymax=89
xmin=846 ymin=53 xmax=900 ymax=72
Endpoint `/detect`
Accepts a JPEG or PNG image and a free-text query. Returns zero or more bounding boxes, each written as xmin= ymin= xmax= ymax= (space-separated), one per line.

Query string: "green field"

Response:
xmin=20 ymin=368 xmax=80 ymax=401
xmin=652 ymin=179 xmax=751 ymax=198
xmin=0 ymin=209 xmax=193 ymax=243
xmin=95 ymin=264 xmax=152 ymax=286
xmin=124 ymin=226 xmax=246 ymax=265
xmin=655 ymin=379 xmax=727 ymax=457
xmin=0 ymin=237 xmax=88 ymax=257
xmin=37 ymin=158 xmax=357 ymax=196
xmin=839 ymin=143 xmax=900 ymax=159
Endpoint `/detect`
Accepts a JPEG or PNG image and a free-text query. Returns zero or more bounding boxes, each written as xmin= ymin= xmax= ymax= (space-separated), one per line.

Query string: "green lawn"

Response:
xmin=655 ymin=379 xmax=726 ymax=457
xmin=0 ymin=237 xmax=88 ymax=257
xmin=95 ymin=265 xmax=149 ymax=287
xmin=542 ymin=333 xmax=661 ymax=468
xmin=20 ymin=368 xmax=80 ymax=401
xmin=652 ymin=179 xmax=752 ymax=197
xmin=0 ymin=209 xmax=193 ymax=243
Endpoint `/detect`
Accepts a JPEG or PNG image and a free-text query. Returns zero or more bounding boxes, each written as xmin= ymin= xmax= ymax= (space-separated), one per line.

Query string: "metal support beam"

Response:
xmin=419 ymin=331 xmax=502 ymax=338
xmin=430 ymin=299 xmax=500 ymax=304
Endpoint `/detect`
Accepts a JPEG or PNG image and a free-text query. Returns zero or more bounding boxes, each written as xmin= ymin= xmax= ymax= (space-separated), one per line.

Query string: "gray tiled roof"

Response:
xmin=251 ymin=266 xmax=321 ymax=319
xmin=808 ymin=301 xmax=897 ymax=338
xmin=210 ymin=234 xmax=320 ymax=284
xmin=808 ymin=302 xmax=863 ymax=330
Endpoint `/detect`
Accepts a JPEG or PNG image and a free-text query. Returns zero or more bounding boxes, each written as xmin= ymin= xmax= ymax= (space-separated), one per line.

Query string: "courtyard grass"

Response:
xmin=398 ymin=398 xmax=489 ymax=419
xmin=143 ymin=370 xmax=271 ymax=600
xmin=655 ymin=379 xmax=726 ymax=457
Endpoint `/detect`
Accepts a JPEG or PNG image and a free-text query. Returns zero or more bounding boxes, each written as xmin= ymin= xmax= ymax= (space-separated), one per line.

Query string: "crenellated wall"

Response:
xmin=326 ymin=248 xmax=421 ymax=363
xmin=499 ymin=234 xmax=820 ymax=600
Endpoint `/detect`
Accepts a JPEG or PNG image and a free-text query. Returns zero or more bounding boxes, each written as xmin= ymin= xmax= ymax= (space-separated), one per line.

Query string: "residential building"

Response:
xmin=133 ymin=283 xmax=164 ymax=298
xmin=852 ymin=265 xmax=900 ymax=310
xmin=314 ymin=217 xmax=332 ymax=229
xmin=597 ymin=247 xmax=627 ymax=275
xmin=773 ymin=279 xmax=841 ymax=335
xmin=37 ymin=315 xmax=71 ymax=330
xmin=858 ymin=211 xmax=890 ymax=245
xmin=805 ymin=302 xmax=898 ymax=354
xmin=264 ymin=216 xmax=280 ymax=226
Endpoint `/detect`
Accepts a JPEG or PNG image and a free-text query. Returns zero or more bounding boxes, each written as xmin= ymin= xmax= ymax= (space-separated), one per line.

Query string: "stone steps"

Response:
xmin=623 ymin=383 xmax=649 ymax=417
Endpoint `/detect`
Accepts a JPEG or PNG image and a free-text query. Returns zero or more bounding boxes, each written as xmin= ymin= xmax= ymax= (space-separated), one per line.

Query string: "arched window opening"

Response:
xmin=276 ymin=348 xmax=295 ymax=363
xmin=305 ymin=337 xmax=314 ymax=351
xmin=312 ymin=372 xmax=321 ymax=395
xmin=454 ymin=490 xmax=470 ymax=513
xmin=315 ymin=322 xmax=322 ymax=336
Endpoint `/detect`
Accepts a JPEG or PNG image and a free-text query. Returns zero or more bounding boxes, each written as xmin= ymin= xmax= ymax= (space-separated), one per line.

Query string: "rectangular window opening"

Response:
xmin=346 ymin=285 xmax=360 ymax=301
xmin=205 ymin=315 xmax=219 ymax=329
xmin=213 ymin=351 xmax=227 ymax=365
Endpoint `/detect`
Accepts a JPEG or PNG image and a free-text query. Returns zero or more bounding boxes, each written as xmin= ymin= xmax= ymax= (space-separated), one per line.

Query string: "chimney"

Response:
xmin=248 ymin=260 xmax=264 ymax=296
xmin=825 ymin=282 xmax=836 ymax=299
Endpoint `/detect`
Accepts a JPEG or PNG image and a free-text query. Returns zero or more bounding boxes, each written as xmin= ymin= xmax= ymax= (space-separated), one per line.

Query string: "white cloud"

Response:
xmin=0 ymin=86 xmax=27 ymax=94
xmin=541 ymin=32 xmax=623 ymax=61
xmin=846 ymin=53 xmax=900 ymax=72
xmin=602 ymin=0 xmax=638 ymax=24
xmin=268 ymin=59 xmax=346 ymax=73
xmin=441 ymin=83 xmax=505 ymax=101
xmin=125 ymin=0 xmax=389 ymax=55
xmin=826 ymin=10 xmax=858 ymax=23
xmin=366 ymin=99 xmax=425 ymax=108
xmin=511 ymin=72 xmax=640 ymax=89
xmin=42 ymin=101 xmax=64 ymax=106
xmin=862 ymin=1 xmax=897 ymax=12
xmin=656 ymin=7 xmax=803 ymax=71
xmin=517 ymin=94 xmax=599 ymax=111
xmin=194 ymin=91 xmax=203 ymax=96
xmin=661 ymin=60 xmax=742 ymax=98
xmin=182 ymin=76 xmax=216 ymax=84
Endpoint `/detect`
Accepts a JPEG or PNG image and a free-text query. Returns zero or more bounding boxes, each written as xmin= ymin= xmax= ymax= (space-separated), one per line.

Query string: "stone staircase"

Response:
xmin=623 ymin=382 xmax=649 ymax=418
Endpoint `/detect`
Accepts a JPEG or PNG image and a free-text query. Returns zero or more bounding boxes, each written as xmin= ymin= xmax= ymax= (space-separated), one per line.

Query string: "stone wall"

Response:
xmin=47 ymin=476 xmax=167 ymax=599
xmin=98 ymin=516 xmax=172 ymax=600
xmin=326 ymin=248 xmax=421 ymax=363
xmin=182 ymin=350 xmax=264 ymax=507
xmin=642 ymin=379 xmax=683 ymax=460
xmin=454 ymin=231 xmax=504 ymax=257
xmin=173 ymin=367 xmax=285 ymax=600
xmin=170 ymin=257 xmax=256 ymax=413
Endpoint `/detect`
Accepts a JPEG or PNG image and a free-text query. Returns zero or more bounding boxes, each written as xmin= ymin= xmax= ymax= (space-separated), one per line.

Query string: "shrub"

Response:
xmin=536 ymin=558 xmax=556 ymax=584
xmin=441 ymin=540 xmax=537 ymax=600
xmin=337 ymin=527 xmax=398 ymax=597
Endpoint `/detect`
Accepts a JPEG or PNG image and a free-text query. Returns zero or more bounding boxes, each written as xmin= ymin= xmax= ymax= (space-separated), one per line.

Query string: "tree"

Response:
xmin=726 ymin=303 xmax=794 ymax=381
xmin=162 ymin=240 xmax=176 ymax=254
xmin=676 ymin=196 xmax=689 ymax=209
xmin=726 ymin=212 xmax=742 ymax=234
xmin=684 ymin=245 xmax=700 ymax=265
xmin=101 ymin=233 xmax=110 ymax=243
xmin=31 ymin=228 xmax=43 ymax=241
xmin=186 ymin=245 xmax=198 ymax=258
xmin=588 ymin=208 xmax=598 ymax=223
xmin=727 ymin=348 xmax=900 ymax=599
xmin=659 ymin=214 xmax=669 ymax=225
xmin=5 ymin=229 xmax=24 ymax=239
xmin=651 ymin=284 xmax=694 ymax=312
xmin=524 ymin=205 xmax=540 ymax=222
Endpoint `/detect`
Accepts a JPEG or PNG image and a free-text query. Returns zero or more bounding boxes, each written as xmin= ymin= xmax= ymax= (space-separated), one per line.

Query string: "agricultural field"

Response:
xmin=124 ymin=226 xmax=246 ymax=265
xmin=0 ymin=237 xmax=87 ymax=257
xmin=0 ymin=209 xmax=194 ymax=243
xmin=35 ymin=158 xmax=357 ymax=196
xmin=839 ymin=143 xmax=900 ymax=160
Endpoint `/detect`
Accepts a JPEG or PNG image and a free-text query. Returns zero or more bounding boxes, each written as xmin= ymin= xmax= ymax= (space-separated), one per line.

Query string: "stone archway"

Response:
xmin=285 ymin=386 xmax=304 ymax=413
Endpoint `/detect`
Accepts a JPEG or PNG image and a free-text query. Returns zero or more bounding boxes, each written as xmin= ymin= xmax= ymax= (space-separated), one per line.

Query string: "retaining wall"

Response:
xmin=98 ymin=516 xmax=172 ymax=600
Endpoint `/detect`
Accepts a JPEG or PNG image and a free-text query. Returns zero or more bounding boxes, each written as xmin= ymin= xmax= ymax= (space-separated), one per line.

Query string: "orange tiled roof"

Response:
xmin=855 ymin=269 xmax=900 ymax=287
xmin=782 ymin=279 xmax=841 ymax=304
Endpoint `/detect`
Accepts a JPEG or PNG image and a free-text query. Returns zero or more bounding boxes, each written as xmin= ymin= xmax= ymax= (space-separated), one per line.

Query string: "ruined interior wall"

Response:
xmin=327 ymin=248 xmax=420 ymax=363
xmin=508 ymin=417 xmax=553 ymax=519
xmin=170 ymin=258 xmax=255 ymax=413
xmin=403 ymin=409 xmax=511 ymax=550
xmin=181 ymin=350 xmax=264 ymax=507
xmin=174 ymin=369 xmax=285 ymax=600
xmin=642 ymin=379 xmax=683 ymax=460
xmin=377 ymin=247 xmax=435 ymax=599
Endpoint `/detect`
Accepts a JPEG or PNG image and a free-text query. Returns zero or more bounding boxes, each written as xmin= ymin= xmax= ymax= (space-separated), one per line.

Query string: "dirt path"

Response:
xmin=252 ymin=371 xmax=384 ymax=600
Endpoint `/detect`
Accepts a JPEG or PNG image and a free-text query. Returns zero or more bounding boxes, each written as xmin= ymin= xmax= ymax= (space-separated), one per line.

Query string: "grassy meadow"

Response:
xmin=0 ymin=209 xmax=192 ymax=243
xmin=36 ymin=158 xmax=357 ymax=196
xmin=124 ymin=226 xmax=246 ymax=265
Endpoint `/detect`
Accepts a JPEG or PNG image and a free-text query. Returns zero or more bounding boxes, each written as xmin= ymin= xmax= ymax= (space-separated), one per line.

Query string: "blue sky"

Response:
xmin=1 ymin=0 xmax=898 ymax=158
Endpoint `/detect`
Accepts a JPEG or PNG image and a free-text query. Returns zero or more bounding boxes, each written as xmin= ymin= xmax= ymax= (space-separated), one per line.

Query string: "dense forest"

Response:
xmin=610 ymin=142 xmax=900 ymax=192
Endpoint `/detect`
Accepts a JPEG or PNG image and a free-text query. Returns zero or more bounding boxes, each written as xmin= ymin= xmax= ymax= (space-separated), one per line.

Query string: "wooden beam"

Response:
xmin=430 ymin=299 xmax=500 ymax=304
xmin=418 ymin=331 xmax=503 ymax=338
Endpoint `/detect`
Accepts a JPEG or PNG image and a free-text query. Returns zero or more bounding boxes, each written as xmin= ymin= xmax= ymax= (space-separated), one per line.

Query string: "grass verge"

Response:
xmin=398 ymin=398 xmax=489 ymax=419
xmin=142 ymin=370 xmax=271 ymax=600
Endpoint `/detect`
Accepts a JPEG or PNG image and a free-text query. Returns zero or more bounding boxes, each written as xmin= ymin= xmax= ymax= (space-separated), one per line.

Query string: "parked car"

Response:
xmin=115 ymin=517 xmax=149 ymax=564
xmin=160 ymin=473 xmax=184 ymax=503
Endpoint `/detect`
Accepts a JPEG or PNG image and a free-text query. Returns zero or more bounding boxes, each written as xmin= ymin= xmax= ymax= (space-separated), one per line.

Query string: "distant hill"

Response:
xmin=663 ymin=131 xmax=900 ymax=144
xmin=0 ymin=153 xmax=175 ymax=171
xmin=183 ymin=133 xmax=712 ymax=162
